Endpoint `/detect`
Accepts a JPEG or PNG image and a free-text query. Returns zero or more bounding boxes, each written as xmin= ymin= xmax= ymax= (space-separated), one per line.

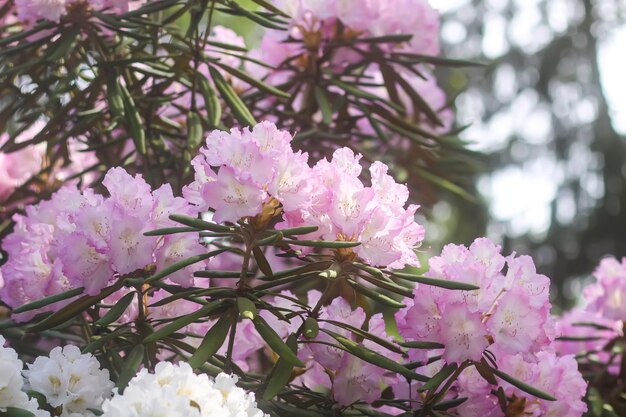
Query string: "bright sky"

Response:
xmin=435 ymin=0 xmax=626 ymax=238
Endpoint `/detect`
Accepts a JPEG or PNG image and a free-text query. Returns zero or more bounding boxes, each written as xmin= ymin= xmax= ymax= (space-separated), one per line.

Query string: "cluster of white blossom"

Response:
xmin=0 ymin=336 xmax=49 ymax=417
xmin=101 ymin=362 xmax=266 ymax=417
xmin=24 ymin=345 xmax=114 ymax=417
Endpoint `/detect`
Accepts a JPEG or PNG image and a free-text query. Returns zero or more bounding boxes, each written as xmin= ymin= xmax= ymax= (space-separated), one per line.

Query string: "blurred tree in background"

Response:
xmin=439 ymin=0 xmax=626 ymax=307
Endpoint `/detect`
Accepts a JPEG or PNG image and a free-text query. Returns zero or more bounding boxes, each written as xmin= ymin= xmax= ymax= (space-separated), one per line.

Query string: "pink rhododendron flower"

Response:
xmin=187 ymin=122 xmax=425 ymax=270
xmin=290 ymin=294 xmax=400 ymax=406
xmin=0 ymin=125 xmax=45 ymax=201
xmin=15 ymin=0 xmax=67 ymax=24
xmin=583 ymin=256 xmax=626 ymax=321
xmin=396 ymin=237 xmax=554 ymax=364
xmin=0 ymin=167 xmax=208 ymax=321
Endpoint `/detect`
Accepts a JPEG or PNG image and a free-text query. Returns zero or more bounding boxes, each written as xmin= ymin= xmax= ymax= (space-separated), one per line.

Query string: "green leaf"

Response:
xmin=490 ymin=367 xmax=557 ymax=401
xmin=329 ymin=78 xmax=380 ymax=102
xmin=116 ymin=345 xmax=145 ymax=391
xmin=349 ymin=33 xmax=414 ymax=44
xmin=107 ymin=76 xmax=126 ymax=120
xmin=281 ymin=238 xmax=360 ymax=248
xmin=322 ymin=329 xmax=427 ymax=381
xmin=145 ymin=252 xmax=217 ymax=284
xmin=13 ymin=287 xmax=84 ymax=314
xmin=237 ymin=297 xmax=257 ymax=320
xmin=28 ymin=282 xmax=123 ymax=332
xmin=208 ymin=66 xmax=257 ymax=126
xmin=42 ymin=26 xmax=79 ymax=62
xmin=323 ymin=319 xmax=403 ymax=354
xmin=314 ymin=87 xmax=333 ymax=125
xmin=188 ymin=314 xmax=231 ymax=369
xmin=253 ymin=246 xmax=273 ymax=277
xmin=253 ymin=316 xmax=304 ymax=367
xmin=0 ymin=407 xmax=35 ymax=417
xmin=143 ymin=300 xmax=227 ymax=343
xmin=224 ymin=0 xmax=287 ymax=29
xmin=194 ymin=270 xmax=250 ymax=278
xmin=169 ymin=214 xmax=232 ymax=233
xmin=197 ymin=75 xmax=222 ymax=128
xmin=143 ymin=227 xmax=199 ymax=236
xmin=413 ymin=167 xmax=478 ymax=203
xmin=96 ymin=292 xmax=136 ymax=326
xmin=346 ymin=279 xmax=406 ymax=309
xmin=255 ymin=232 xmax=283 ymax=246
xmin=119 ymin=83 xmax=146 ymax=155
xmin=263 ymin=334 xmax=297 ymax=400
xmin=418 ymin=363 xmax=457 ymax=392
xmin=186 ymin=111 xmax=204 ymax=150
xmin=400 ymin=341 xmax=445 ymax=349
xmin=357 ymin=273 xmax=414 ymax=298
xmin=276 ymin=226 xmax=319 ymax=236
xmin=250 ymin=0 xmax=290 ymax=17
xmin=213 ymin=62 xmax=290 ymax=98
xmin=303 ymin=318 xmax=319 ymax=339
xmin=391 ymin=273 xmax=480 ymax=291
xmin=474 ymin=359 xmax=497 ymax=385
xmin=433 ymin=397 xmax=468 ymax=411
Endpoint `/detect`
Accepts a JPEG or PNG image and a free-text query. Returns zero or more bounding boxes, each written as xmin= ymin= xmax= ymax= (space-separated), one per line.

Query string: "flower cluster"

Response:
xmin=269 ymin=0 xmax=440 ymax=56
xmin=295 ymin=292 xmax=399 ymax=406
xmin=388 ymin=238 xmax=588 ymax=416
xmin=582 ymin=256 xmax=626 ymax=321
xmin=0 ymin=336 xmax=49 ymax=417
xmin=186 ymin=121 xmax=424 ymax=269
xmin=396 ymin=238 xmax=554 ymax=364
xmin=552 ymin=257 xmax=626 ymax=377
xmin=24 ymin=345 xmax=114 ymax=417
xmin=101 ymin=362 xmax=266 ymax=417
xmin=0 ymin=166 xmax=207 ymax=321
xmin=13 ymin=0 xmax=143 ymax=25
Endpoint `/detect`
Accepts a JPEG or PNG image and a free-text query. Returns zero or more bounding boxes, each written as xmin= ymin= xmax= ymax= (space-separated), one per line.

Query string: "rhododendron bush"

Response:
xmin=0 ymin=1 xmax=611 ymax=416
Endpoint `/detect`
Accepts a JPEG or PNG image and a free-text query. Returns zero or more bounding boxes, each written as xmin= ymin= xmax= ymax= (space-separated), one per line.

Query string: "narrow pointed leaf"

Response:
xmin=213 ymin=62 xmax=290 ymax=98
xmin=209 ymin=66 xmax=256 ymax=126
xmin=321 ymin=329 xmax=427 ymax=381
xmin=281 ymin=238 xmax=360 ymax=248
xmin=186 ymin=111 xmax=203 ymax=150
xmin=253 ymin=246 xmax=273 ymax=277
xmin=28 ymin=282 xmax=123 ymax=332
xmin=418 ymin=363 xmax=457 ymax=392
xmin=145 ymin=252 xmax=216 ymax=284
xmin=0 ymin=407 xmax=35 ymax=417
xmin=143 ymin=227 xmax=198 ymax=236
xmin=253 ymin=316 xmax=304 ymax=367
xmin=392 ymin=272 xmax=479 ymax=291
xmin=13 ymin=287 xmax=84 ymax=314
xmin=169 ymin=214 xmax=232 ymax=232
xmin=347 ymin=279 xmax=406 ymax=309
xmin=143 ymin=300 xmax=226 ymax=343
xmin=490 ymin=367 xmax=557 ymax=401
xmin=96 ymin=292 xmax=136 ymax=326
xmin=400 ymin=341 xmax=445 ymax=349
xmin=188 ymin=314 xmax=231 ymax=369
xmin=277 ymin=226 xmax=319 ymax=236
xmin=116 ymin=345 xmax=145 ymax=391
xmin=314 ymin=87 xmax=333 ymax=124
xmin=263 ymin=334 xmax=297 ymax=400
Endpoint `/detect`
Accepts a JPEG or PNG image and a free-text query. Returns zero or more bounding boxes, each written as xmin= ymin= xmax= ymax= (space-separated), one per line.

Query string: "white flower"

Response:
xmin=24 ymin=345 xmax=113 ymax=417
xmin=0 ymin=336 xmax=50 ymax=417
xmin=101 ymin=361 xmax=266 ymax=417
